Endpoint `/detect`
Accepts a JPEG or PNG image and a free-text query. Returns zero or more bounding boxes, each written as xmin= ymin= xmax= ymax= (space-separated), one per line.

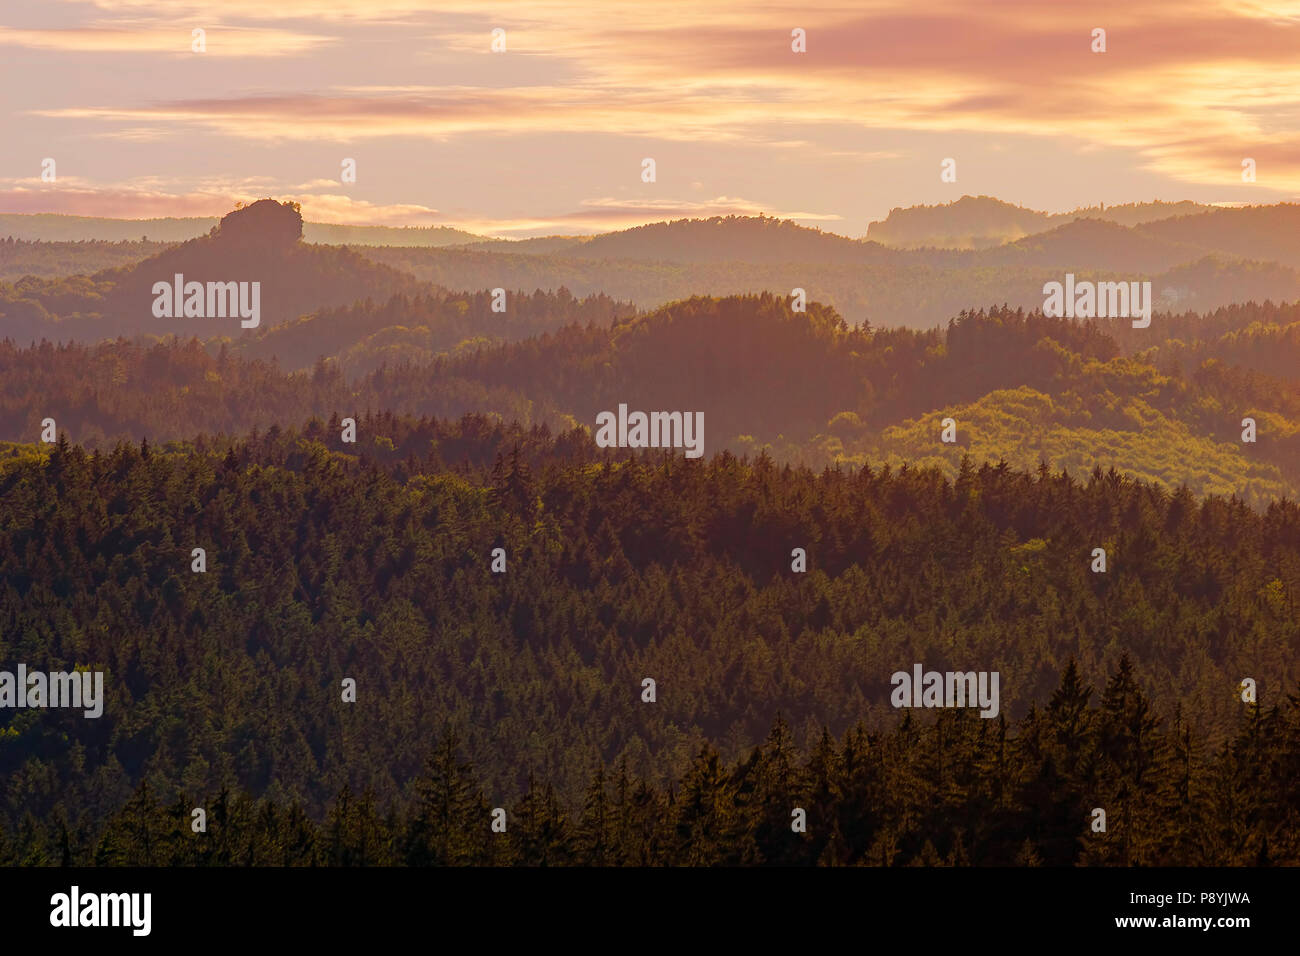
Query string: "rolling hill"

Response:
xmin=865 ymin=195 xmax=1217 ymax=249
xmin=0 ymin=200 xmax=430 ymax=342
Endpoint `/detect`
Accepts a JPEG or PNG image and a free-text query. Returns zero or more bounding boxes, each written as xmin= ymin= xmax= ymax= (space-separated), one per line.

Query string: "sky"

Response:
xmin=1 ymin=0 xmax=1298 ymax=237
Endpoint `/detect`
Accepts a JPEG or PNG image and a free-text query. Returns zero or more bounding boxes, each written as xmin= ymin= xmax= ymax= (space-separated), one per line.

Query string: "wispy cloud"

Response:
xmin=458 ymin=196 xmax=842 ymax=236
xmin=10 ymin=0 xmax=1300 ymax=219
xmin=0 ymin=24 xmax=333 ymax=55
xmin=0 ymin=178 xmax=439 ymax=224
xmin=0 ymin=177 xmax=840 ymax=235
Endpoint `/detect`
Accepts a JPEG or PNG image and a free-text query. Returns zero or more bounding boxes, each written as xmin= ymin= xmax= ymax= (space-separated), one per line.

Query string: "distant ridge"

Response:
xmin=558 ymin=215 xmax=890 ymax=264
xmin=1 ymin=197 xmax=1267 ymax=252
xmin=0 ymin=213 xmax=214 ymax=243
xmin=0 ymin=199 xmax=429 ymax=341
xmin=0 ymin=212 xmax=486 ymax=247
xmin=866 ymin=195 xmax=1216 ymax=249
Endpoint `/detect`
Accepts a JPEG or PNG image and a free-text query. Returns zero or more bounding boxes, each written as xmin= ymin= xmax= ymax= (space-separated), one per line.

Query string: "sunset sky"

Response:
xmin=2 ymin=0 xmax=1298 ymax=236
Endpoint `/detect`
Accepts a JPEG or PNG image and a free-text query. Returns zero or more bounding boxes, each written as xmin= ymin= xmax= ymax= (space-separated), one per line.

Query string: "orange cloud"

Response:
xmin=0 ymin=178 xmax=840 ymax=235
xmin=457 ymin=196 xmax=843 ymax=236
xmin=17 ymin=0 xmax=1300 ymax=208
xmin=0 ymin=24 xmax=333 ymax=55
xmin=0 ymin=179 xmax=438 ymax=224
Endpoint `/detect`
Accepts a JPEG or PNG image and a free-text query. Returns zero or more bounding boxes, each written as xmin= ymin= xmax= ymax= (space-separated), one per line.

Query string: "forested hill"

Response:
xmin=4 ymin=294 xmax=1300 ymax=505
xmin=0 ymin=200 xmax=428 ymax=342
xmin=864 ymin=196 xmax=1216 ymax=249
xmin=0 ymin=237 xmax=176 ymax=282
xmin=231 ymin=287 xmax=636 ymax=376
xmin=7 ymin=200 xmax=1300 ymax=332
xmin=411 ymin=296 xmax=1300 ymax=504
xmin=360 ymin=242 xmax=1300 ymax=329
xmin=1 ymin=419 xmax=1297 ymax=864
xmin=556 ymin=215 xmax=892 ymax=265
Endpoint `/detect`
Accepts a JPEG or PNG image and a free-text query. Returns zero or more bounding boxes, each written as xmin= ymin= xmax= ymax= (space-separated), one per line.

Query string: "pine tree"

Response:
xmin=576 ymin=764 xmax=611 ymax=865
xmin=405 ymin=732 xmax=490 ymax=866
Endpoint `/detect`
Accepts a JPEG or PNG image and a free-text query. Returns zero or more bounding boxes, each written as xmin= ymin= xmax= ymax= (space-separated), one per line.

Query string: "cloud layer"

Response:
xmin=3 ymin=0 xmax=1297 ymax=229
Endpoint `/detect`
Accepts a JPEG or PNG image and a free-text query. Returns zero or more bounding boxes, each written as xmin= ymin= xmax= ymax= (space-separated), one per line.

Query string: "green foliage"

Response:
xmin=2 ymin=420 xmax=1299 ymax=865
xmin=13 ymin=666 xmax=1300 ymax=866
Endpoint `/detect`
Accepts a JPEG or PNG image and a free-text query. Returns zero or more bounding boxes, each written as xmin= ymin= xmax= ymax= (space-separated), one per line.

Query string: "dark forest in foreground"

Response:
xmin=1 ymin=416 xmax=1298 ymax=864
xmin=10 ymin=667 xmax=1300 ymax=867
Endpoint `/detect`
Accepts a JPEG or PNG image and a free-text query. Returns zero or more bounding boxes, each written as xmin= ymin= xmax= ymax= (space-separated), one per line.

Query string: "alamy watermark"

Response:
xmin=595 ymin=404 xmax=704 ymax=458
xmin=890 ymin=664 xmax=1000 ymax=718
xmin=1043 ymin=273 xmax=1151 ymax=328
xmin=0 ymin=664 xmax=104 ymax=718
xmin=50 ymin=886 xmax=150 ymax=936
xmin=152 ymin=273 xmax=261 ymax=328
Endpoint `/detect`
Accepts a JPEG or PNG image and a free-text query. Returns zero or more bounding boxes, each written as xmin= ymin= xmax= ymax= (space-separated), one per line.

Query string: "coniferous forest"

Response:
xmin=2 ymin=180 xmax=1300 ymax=880
xmin=1 ymin=417 xmax=1298 ymax=866
xmin=13 ymin=11 xmax=1300 ymax=949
